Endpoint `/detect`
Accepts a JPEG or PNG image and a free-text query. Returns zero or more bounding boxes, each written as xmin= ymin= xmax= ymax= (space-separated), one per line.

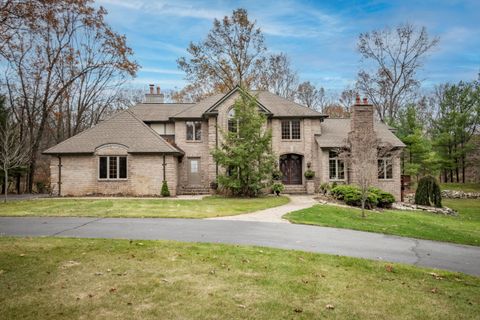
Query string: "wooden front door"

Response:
xmin=187 ymin=158 xmax=201 ymax=186
xmin=280 ymin=154 xmax=302 ymax=185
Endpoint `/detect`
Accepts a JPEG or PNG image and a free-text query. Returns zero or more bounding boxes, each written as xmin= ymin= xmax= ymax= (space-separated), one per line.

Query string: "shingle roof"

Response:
xmin=315 ymin=118 xmax=405 ymax=148
xmin=130 ymin=103 xmax=194 ymax=121
xmin=170 ymin=87 xmax=326 ymax=119
xmin=43 ymin=110 xmax=182 ymax=155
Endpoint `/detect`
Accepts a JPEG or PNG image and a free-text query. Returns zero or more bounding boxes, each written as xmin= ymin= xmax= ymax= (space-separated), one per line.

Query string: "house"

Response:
xmin=43 ymin=85 xmax=405 ymax=199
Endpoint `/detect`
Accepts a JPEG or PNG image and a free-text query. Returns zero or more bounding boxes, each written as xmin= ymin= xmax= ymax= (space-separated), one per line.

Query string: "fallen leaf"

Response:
xmin=88 ymin=294 xmax=94 ymax=298
xmin=326 ymin=304 xmax=335 ymax=310
xmin=61 ymin=261 xmax=81 ymax=269
xmin=294 ymin=308 xmax=303 ymax=313
xmin=109 ymin=288 xmax=116 ymax=293
xmin=94 ymin=272 xmax=103 ymax=276
xmin=385 ymin=264 xmax=394 ymax=272
xmin=107 ymin=269 xmax=112 ymax=272
xmin=161 ymin=278 xmax=169 ymax=283
xmin=431 ymin=288 xmax=438 ymax=293
xmin=237 ymin=304 xmax=246 ymax=309
xmin=19 ymin=254 xmax=25 ymax=257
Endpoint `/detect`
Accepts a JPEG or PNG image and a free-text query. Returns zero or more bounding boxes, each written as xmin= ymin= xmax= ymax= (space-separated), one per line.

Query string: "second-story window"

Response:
xmin=186 ymin=121 xmax=202 ymax=141
xmin=281 ymin=120 xmax=301 ymax=140
xmin=227 ymin=108 xmax=238 ymax=133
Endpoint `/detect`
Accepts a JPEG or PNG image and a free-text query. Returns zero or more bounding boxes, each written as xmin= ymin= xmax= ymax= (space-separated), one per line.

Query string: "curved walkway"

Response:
xmin=207 ymin=195 xmax=317 ymax=223
xmin=1 ymin=216 xmax=479 ymax=276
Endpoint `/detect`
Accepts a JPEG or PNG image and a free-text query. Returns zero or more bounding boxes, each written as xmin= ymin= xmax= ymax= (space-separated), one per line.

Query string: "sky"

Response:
xmin=96 ymin=0 xmax=480 ymax=94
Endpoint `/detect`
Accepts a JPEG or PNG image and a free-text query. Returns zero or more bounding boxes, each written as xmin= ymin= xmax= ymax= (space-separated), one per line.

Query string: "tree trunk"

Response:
xmin=462 ymin=155 xmax=466 ymax=184
xmin=27 ymin=158 xmax=36 ymax=193
xmin=4 ymin=169 xmax=8 ymax=203
xmin=16 ymin=174 xmax=21 ymax=194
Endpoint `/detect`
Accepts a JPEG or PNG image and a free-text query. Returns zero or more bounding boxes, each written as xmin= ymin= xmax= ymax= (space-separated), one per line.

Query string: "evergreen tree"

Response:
xmin=212 ymin=90 xmax=276 ymax=197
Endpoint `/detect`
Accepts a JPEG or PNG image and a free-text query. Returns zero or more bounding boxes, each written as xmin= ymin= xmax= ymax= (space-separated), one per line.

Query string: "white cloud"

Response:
xmin=141 ymin=67 xmax=184 ymax=75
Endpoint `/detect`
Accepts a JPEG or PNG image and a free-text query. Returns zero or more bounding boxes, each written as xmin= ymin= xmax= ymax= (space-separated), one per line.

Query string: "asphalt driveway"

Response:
xmin=0 ymin=216 xmax=479 ymax=276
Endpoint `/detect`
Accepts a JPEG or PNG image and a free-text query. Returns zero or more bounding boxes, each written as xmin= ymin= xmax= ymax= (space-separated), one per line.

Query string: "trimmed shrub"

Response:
xmin=161 ymin=181 xmax=170 ymax=197
xmin=415 ymin=175 xmax=442 ymax=207
xmin=369 ymin=187 xmax=395 ymax=208
xmin=332 ymin=185 xmax=395 ymax=209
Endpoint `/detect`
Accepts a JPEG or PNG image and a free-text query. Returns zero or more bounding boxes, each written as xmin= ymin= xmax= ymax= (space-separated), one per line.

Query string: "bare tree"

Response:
xmin=339 ymin=87 xmax=357 ymax=112
xmin=177 ymin=8 xmax=266 ymax=93
xmin=1 ymin=0 xmax=138 ymax=192
xmin=257 ymin=53 xmax=298 ymax=100
xmin=296 ymin=81 xmax=327 ymax=111
xmin=0 ymin=114 xmax=28 ymax=202
xmin=323 ymin=104 xmax=349 ymax=118
xmin=356 ymin=23 xmax=439 ymax=122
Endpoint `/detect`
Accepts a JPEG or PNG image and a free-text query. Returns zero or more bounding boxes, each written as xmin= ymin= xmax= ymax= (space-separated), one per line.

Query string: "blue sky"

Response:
xmin=97 ymin=0 xmax=480 ymax=94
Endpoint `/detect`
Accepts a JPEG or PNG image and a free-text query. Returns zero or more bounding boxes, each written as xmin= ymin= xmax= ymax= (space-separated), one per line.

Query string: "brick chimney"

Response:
xmin=351 ymin=95 xmax=374 ymax=133
xmin=145 ymin=84 xmax=164 ymax=103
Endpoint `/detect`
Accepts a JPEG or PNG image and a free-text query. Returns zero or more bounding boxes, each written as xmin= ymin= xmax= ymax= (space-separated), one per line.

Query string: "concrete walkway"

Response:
xmin=207 ymin=195 xmax=317 ymax=223
xmin=1 ymin=217 xmax=479 ymax=276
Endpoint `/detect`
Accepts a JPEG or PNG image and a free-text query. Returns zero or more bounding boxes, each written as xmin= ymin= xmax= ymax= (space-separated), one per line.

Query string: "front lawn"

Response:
xmin=441 ymin=183 xmax=480 ymax=192
xmin=284 ymin=199 xmax=480 ymax=246
xmin=0 ymin=237 xmax=478 ymax=319
xmin=0 ymin=196 xmax=289 ymax=218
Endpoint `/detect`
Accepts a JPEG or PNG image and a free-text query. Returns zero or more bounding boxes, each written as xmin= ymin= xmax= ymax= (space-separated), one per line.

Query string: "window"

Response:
xmin=378 ymin=158 xmax=393 ymax=179
xmin=228 ymin=108 xmax=238 ymax=133
xmin=186 ymin=121 xmax=202 ymax=141
xmin=329 ymin=151 xmax=345 ymax=180
xmin=281 ymin=120 xmax=301 ymax=140
xmin=99 ymin=156 xmax=127 ymax=180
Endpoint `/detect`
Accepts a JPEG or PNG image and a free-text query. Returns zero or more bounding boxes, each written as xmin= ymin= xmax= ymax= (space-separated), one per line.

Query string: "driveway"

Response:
xmin=1 ymin=217 xmax=479 ymax=276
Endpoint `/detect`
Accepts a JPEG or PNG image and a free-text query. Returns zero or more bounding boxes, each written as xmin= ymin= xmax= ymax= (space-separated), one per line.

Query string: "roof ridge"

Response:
xmin=261 ymin=91 xmax=324 ymax=115
xmin=125 ymin=110 xmax=181 ymax=153
xmin=43 ymin=109 xmax=129 ymax=154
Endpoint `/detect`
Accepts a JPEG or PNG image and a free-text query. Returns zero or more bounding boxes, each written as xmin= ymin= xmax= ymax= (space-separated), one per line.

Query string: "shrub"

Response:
xmin=272 ymin=169 xmax=282 ymax=181
xmin=304 ymin=169 xmax=315 ymax=180
xmin=210 ymin=181 xmax=218 ymax=190
xmin=271 ymin=182 xmax=285 ymax=195
xmin=415 ymin=175 xmax=442 ymax=207
xmin=369 ymin=187 xmax=396 ymax=208
xmin=331 ymin=185 xmax=392 ymax=209
xmin=161 ymin=181 xmax=170 ymax=197
xmin=319 ymin=182 xmax=331 ymax=195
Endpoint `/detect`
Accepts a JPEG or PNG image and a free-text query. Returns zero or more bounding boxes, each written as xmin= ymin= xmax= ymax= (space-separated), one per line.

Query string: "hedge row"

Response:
xmin=331 ymin=185 xmax=395 ymax=209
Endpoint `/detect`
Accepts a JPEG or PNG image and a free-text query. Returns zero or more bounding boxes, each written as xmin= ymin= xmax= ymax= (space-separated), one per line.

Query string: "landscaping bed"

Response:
xmin=0 ymin=237 xmax=478 ymax=319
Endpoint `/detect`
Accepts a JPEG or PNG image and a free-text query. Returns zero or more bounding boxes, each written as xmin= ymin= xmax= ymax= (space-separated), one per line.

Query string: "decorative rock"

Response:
xmin=392 ymin=202 xmax=457 ymax=216
xmin=441 ymin=190 xmax=480 ymax=199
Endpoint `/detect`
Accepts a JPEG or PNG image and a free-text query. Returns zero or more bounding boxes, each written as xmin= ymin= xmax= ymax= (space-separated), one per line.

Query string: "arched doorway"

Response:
xmin=280 ymin=154 xmax=303 ymax=185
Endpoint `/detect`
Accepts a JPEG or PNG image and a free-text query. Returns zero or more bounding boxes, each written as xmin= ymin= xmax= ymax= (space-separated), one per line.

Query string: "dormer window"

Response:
xmin=281 ymin=120 xmax=301 ymax=140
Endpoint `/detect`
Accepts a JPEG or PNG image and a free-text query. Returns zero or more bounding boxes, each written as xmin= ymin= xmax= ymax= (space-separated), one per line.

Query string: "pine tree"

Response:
xmin=415 ymin=175 xmax=442 ymax=208
xmin=212 ymin=90 xmax=276 ymax=197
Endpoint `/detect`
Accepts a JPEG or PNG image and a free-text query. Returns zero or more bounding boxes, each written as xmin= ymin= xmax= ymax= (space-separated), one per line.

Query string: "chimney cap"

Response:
xmin=355 ymin=93 xmax=361 ymax=104
xmin=149 ymin=84 xmax=154 ymax=94
xmin=156 ymin=86 xmax=161 ymax=95
xmin=362 ymin=97 xmax=368 ymax=104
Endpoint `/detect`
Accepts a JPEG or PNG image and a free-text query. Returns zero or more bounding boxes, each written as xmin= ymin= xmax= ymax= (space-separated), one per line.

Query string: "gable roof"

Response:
xmin=315 ymin=118 xmax=405 ymax=148
xmin=43 ymin=110 xmax=182 ymax=155
xmin=130 ymin=103 xmax=194 ymax=122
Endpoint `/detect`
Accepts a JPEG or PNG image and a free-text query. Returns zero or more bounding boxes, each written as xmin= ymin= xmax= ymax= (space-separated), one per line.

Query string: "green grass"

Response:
xmin=441 ymin=183 xmax=480 ymax=192
xmin=0 ymin=237 xmax=478 ymax=319
xmin=0 ymin=196 xmax=289 ymax=218
xmin=284 ymin=199 xmax=480 ymax=246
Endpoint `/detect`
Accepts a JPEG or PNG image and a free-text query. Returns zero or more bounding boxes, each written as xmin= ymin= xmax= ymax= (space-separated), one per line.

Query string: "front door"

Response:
xmin=187 ymin=158 xmax=201 ymax=186
xmin=280 ymin=154 xmax=302 ymax=185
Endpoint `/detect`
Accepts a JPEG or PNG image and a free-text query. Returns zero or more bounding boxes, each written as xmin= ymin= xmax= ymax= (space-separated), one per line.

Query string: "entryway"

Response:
xmin=280 ymin=154 xmax=303 ymax=185
xmin=187 ymin=157 xmax=201 ymax=186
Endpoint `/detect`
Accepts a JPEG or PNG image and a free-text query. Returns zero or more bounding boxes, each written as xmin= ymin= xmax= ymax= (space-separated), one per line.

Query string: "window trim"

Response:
xmin=378 ymin=158 xmax=393 ymax=180
xmin=281 ymin=119 xmax=301 ymax=140
xmin=98 ymin=156 xmax=128 ymax=181
xmin=329 ymin=151 xmax=345 ymax=181
xmin=186 ymin=121 xmax=202 ymax=141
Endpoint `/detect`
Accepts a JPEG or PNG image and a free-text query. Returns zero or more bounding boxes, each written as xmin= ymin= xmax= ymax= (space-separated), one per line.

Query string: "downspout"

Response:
xmin=162 ymin=154 xmax=166 ymax=181
xmin=215 ymin=116 xmax=218 ymax=178
xmin=57 ymin=155 xmax=62 ymax=196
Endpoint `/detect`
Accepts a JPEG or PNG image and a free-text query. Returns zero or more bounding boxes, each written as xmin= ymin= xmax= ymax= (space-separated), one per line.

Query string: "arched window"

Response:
xmin=228 ymin=108 xmax=238 ymax=133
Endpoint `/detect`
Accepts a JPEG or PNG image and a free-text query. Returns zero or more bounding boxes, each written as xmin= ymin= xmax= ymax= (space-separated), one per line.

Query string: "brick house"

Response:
xmin=44 ymin=86 xmax=405 ymax=199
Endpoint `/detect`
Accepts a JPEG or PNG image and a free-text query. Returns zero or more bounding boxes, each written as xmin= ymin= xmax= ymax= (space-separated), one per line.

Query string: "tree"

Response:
xmin=1 ymin=0 xmax=138 ymax=192
xmin=415 ymin=175 xmax=442 ymax=208
xmin=0 ymin=112 xmax=28 ymax=202
xmin=177 ymin=8 xmax=266 ymax=93
xmin=356 ymin=23 xmax=439 ymax=122
xmin=394 ymin=104 xmax=440 ymax=179
xmin=323 ymin=104 xmax=349 ymax=118
xmin=431 ymin=79 xmax=480 ymax=183
xmin=212 ymin=90 xmax=276 ymax=196
xmin=338 ymin=87 xmax=357 ymax=112
xmin=296 ymin=81 xmax=326 ymax=111
xmin=257 ymin=53 xmax=298 ymax=100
